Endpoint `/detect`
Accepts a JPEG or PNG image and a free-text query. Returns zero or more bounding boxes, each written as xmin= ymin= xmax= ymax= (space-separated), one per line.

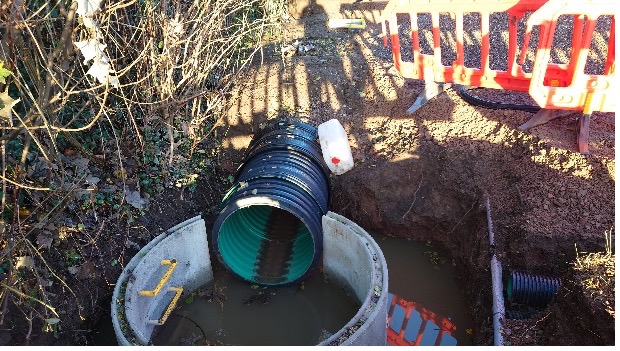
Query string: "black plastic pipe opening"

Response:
xmin=212 ymin=119 xmax=330 ymax=285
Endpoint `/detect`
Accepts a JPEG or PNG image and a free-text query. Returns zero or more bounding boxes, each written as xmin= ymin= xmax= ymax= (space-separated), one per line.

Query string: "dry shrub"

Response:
xmin=0 ymin=0 xmax=288 ymax=343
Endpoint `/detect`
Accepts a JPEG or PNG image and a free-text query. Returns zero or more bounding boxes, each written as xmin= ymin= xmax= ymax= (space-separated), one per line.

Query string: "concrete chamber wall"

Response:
xmin=111 ymin=216 xmax=212 ymax=345
xmin=112 ymin=213 xmax=389 ymax=346
xmin=319 ymin=212 xmax=389 ymax=346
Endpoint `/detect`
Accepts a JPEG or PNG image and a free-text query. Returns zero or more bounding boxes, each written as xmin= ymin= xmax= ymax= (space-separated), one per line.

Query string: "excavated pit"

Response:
xmin=216 ymin=2 xmax=614 ymax=342
xmin=325 ymin=136 xmax=614 ymax=345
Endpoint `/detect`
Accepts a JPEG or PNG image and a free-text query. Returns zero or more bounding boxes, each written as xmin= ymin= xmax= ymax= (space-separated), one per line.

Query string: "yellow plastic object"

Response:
xmin=139 ymin=259 xmax=177 ymax=297
xmin=583 ymin=92 xmax=595 ymax=115
xmin=148 ymin=286 xmax=184 ymax=325
xmin=328 ymin=18 xmax=366 ymax=29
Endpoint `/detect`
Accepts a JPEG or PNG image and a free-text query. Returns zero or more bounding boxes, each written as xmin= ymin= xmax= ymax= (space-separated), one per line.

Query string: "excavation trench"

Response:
xmin=328 ymin=144 xmax=493 ymax=345
xmin=90 ymin=111 xmax=613 ymax=346
xmin=326 ymin=134 xmax=613 ymax=346
xmin=92 ymin=136 xmax=610 ymax=346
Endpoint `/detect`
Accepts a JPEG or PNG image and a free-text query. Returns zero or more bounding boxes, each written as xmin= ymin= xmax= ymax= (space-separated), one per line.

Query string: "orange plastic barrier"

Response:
xmin=386 ymin=294 xmax=457 ymax=346
xmin=381 ymin=0 xmax=615 ymax=153
xmin=522 ymin=1 xmax=615 ymax=113
xmin=382 ymin=0 xmax=547 ymax=92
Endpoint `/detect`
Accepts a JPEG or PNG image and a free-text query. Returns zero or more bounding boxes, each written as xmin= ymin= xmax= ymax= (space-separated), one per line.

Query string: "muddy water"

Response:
xmin=374 ymin=235 xmax=475 ymax=345
xmin=151 ymin=261 xmax=360 ymax=346
xmin=93 ymin=236 xmax=473 ymax=346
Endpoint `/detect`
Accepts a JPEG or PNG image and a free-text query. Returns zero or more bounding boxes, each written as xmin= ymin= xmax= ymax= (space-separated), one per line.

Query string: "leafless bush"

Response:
xmin=0 ymin=0 xmax=287 ymax=342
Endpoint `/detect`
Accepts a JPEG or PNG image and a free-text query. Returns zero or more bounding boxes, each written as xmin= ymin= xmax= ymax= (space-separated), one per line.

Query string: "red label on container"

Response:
xmin=331 ymin=157 xmax=341 ymax=164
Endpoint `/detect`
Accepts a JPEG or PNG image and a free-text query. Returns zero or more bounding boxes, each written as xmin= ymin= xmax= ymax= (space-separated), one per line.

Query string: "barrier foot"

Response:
xmin=577 ymin=113 xmax=590 ymax=155
xmin=517 ymin=109 xmax=574 ymax=131
xmin=406 ymin=82 xmax=451 ymax=115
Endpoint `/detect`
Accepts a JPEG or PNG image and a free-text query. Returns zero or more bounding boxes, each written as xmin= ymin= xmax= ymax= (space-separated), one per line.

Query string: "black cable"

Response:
xmin=455 ymin=86 xmax=541 ymax=113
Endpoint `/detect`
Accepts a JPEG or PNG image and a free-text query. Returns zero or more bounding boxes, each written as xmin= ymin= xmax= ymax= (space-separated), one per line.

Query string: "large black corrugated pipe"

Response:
xmin=212 ymin=119 xmax=330 ymax=286
xmin=506 ymin=271 xmax=561 ymax=307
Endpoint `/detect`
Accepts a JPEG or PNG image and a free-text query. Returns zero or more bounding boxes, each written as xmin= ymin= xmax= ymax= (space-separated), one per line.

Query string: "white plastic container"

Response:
xmin=317 ymin=119 xmax=354 ymax=175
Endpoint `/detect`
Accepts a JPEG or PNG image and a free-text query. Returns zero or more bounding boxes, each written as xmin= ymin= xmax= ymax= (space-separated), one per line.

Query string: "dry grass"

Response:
xmin=573 ymin=228 xmax=615 ymax=318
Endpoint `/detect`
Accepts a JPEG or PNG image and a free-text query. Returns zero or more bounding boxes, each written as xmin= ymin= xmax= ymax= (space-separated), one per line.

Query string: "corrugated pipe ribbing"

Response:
xmin=506 ymin=271 xmax=561 ymax=308
xmin=212 ymin=119 xmax=330 ymax=286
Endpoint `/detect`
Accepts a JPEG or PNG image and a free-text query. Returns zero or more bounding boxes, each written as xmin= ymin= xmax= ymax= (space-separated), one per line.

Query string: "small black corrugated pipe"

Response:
xmin=506 ymin=271 xmax=561 ymax=308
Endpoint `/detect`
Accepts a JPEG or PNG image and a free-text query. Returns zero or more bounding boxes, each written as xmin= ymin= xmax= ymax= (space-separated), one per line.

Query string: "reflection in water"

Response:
xmin=374 ymin=235 xmax=474 ymax=346
xmin=151 ymin=261 xmax=360 ymax=346
xmin=93 ymin=236 xmax=473 ymax=346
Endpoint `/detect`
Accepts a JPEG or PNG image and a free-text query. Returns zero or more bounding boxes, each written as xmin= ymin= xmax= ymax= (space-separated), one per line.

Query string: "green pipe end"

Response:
xmin=218 ymin=205 xmax=314 ymax=285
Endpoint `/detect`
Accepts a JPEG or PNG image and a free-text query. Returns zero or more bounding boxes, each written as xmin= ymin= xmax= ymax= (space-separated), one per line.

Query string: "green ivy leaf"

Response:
xmin=0 ymin=61 xmax=12 ymax=84
xmin=45 ymin=318 xmax=61 ymax=325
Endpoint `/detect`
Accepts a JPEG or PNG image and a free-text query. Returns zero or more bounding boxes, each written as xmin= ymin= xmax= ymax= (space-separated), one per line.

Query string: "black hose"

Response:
xmin=455 ymin=86 xmax=541 ymax=113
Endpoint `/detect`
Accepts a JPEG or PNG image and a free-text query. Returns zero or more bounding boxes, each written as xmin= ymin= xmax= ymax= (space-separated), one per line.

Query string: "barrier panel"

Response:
xmin=386 ymin=293 xmax=457 ymax=346
xmin=381 ymin=0 xmax=615 ymax=153
xmin=523 ymin=1 xmax=615 ymax=113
